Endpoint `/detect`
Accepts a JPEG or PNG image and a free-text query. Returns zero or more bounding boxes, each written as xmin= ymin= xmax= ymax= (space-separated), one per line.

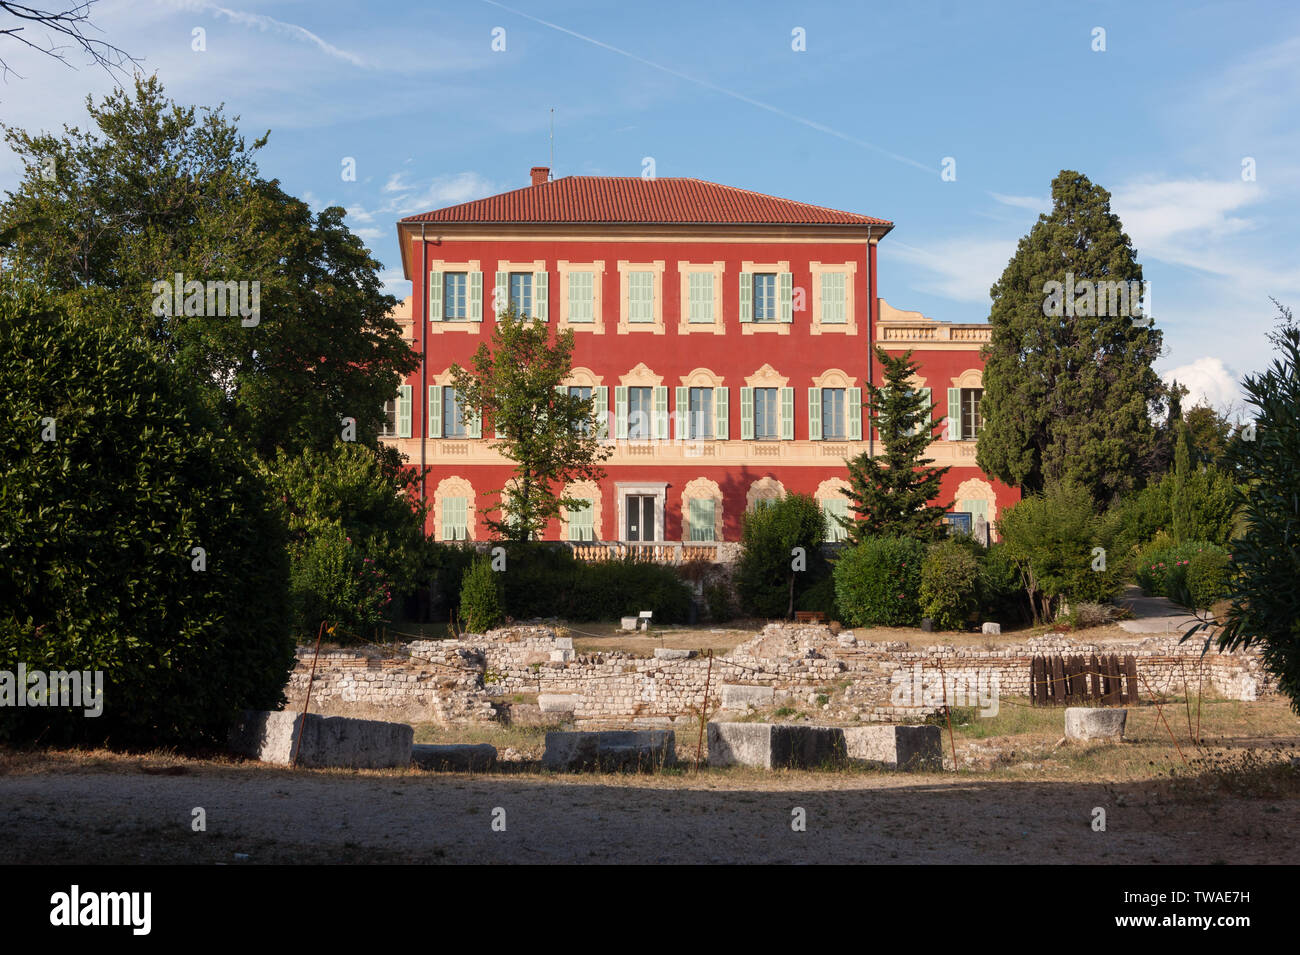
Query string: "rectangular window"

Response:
xmin=628 ymin=271 xmax=654 ymax=322
xmin=820 ymin=272 xmax=846 ymax=323
xmin=628 ymin=386 xmax=653 ymax=440
xmin=688 ymin=498 xmax=716 ymax=542
xmin=752 ymin=273 xmax=777 ymax=321
xmin=379 ymin=398 xmax=398 ymax=438
xmin=568 ymin=386 xmax=593 ymax=436
xmin=944 ymin=512 xmax=973 ymax=535
xmin=821 ymin=388 xmax=846 ymax=440
xmin=567 ymin=499 xmax=595 ymax=541
xmin=568 ymin=271 xmax=594 ymax=322
xmin=443 ymin=272 xmax=467 ymax=319
xmin=688 ymin=272 xmax=714 ymax=323
xmin=442 ymin=386 xmax=467 ymax=438
xmin=753 ymin=387 xmax=779 ymax=440
xmin=688 ymin=387 xmax=714 ymax=439
xmin=961 ymin=388 xmax=983 ymax=439
xmin=822 ymin=499 xmax=850 ymax=542
xmin=509 ymin=272 xmax=532 ymax=316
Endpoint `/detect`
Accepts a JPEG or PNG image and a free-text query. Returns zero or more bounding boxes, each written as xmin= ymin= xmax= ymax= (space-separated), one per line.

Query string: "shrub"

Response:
xmin=0 ymin=289 xmax=294 ymax=747
xmin=734 ymin=493 xmax=827 ymax=619
xmin=261 ymin=443 xmax=427 ymax=641
xmin=1135 ymin=540 xmax=1227 ymax=601
xmin=920 ymin=538 xmax=980 ymax=630
xmin=705 ymin=582 xmax=736 ymax=623
xmin=797 ymin=572 xmax=842 ymax=622
xmin=833 ymin=536 xmax=926 ymax=627
xmin=997 ymin=480 xmax=1126 ymax=623
xmin=458 ymin=556 xmax=505 ymax=633
xmin=977 ymin=542 xmax=1026 ymax=624
xmin=1184 ymin=548 xmax=1233 ymax=610
xmin=1065 ymin=602 xmax=1115 ymax=630
xmin=566 ymin=556 xmax=693 ymax=623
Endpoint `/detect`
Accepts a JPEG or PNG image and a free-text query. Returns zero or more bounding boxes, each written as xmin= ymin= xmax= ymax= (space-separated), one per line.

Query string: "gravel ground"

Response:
xmin=1 ymin=754 xmax=1295 ymax=864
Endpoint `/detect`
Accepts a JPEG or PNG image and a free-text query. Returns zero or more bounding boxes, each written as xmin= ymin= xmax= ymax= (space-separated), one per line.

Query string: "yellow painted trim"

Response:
xmin=745 ymin=363 xmax=789 ymax=388
xmin=434 ymin=476 xmax=476 ymax=542
xmin=675 ymin=261 xmax=726 ymax=335
xmin=808 ymin=261 xmax=858 ymax=335
xmin=616 ymin=260 xmax=667 ymax=334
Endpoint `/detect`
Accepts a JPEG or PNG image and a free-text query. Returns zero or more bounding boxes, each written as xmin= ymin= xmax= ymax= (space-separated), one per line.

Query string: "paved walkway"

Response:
xmin=1115 ymin=585 xmax=1202 ymax=635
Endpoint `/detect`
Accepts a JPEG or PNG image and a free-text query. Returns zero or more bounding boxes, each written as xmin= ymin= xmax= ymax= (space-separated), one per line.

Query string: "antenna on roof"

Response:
xmin=549 ymin=108 xmax=554 ymax=179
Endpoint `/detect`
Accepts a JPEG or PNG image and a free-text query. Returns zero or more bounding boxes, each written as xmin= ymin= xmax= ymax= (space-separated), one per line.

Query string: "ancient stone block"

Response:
xmin=653 ymin=648 xmax=694 ymax=660
xmin=842 ymin=725 xmax=944 ymax=770
xmin=228 ymin=711 xmax=413 ymax=769
xmin=1065 ymin=707 xmax=1127 ymax=741
xmin=720 ymin=684 xmax=775 ymax=709
xmin=982 ymin=622 xmax=1002 ymax=636
xmin=542 ymin=730 xmax=675 ymax=772
xmin=411 ymin=743 xmax=497 ymax=772
xmin=706 ymin=722 xmax=846 ymax=769
xmin=538 ymin=693 xmax=579 ymax=714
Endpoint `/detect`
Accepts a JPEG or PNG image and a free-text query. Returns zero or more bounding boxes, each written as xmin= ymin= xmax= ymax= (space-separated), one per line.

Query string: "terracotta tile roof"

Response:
xmin=400 ymin=176 xmax=891 ymax=227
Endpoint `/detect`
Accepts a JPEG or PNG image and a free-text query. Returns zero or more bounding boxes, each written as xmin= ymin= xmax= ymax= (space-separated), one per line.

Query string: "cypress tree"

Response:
xmin=977 ymin=170 xmax=1171 ymax=507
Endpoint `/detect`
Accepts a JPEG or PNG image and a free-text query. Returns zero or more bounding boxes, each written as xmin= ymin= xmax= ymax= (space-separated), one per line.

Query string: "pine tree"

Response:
xmin=977 ymin=170 xmax=1172 ymax=507
xmin=839 ymin=347 xmax=951 ymax=544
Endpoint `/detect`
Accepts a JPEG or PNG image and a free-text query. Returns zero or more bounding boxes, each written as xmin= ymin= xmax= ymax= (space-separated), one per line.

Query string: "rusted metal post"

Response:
xmin=695 ymin=649 xmax=714 ymax=773
xmin=292 ymin=621 xmax=327 ymax=769
xmin=937 ymin=660 xmax=957 ymax=772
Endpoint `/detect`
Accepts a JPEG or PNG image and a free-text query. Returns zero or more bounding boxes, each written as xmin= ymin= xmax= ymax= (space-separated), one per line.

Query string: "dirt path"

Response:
xmin=1 ymin=759 xmax=1294 ymax=864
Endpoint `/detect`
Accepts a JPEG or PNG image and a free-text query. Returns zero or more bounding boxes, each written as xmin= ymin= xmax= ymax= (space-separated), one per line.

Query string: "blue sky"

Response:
xmin=2 ymin=0 xmax=1297 ymax=415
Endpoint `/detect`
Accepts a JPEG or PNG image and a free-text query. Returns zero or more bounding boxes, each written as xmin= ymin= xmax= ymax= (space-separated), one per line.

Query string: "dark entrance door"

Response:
xmin=625 ymin=494 xmax=656 ymax=542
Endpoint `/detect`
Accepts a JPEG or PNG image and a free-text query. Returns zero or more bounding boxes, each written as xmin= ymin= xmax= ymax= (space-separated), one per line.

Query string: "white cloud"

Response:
xmin=989 ymin=192 xmax=1047 ymax=211
xmin=1162 ymin=357 xmax=1241 ymax=413
xmin=349 ymin=171 xmax=500 ymax=221
xmin=162 ymin=0 xmax=367 ymax=67
xmin=887 ymin=237 xmax=1017 ymax=304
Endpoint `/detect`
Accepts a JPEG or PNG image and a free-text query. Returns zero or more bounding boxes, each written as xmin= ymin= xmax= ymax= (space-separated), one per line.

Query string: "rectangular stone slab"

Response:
xmin=842 ymin=725 xmax=944 ymax=771
xmin=706 ymin=722 xmax=846 ymax=769
xmin=229 ymin=710 xmax=413 ymax=769
xmin=411 ymin=743 xmax=497 ymax=772
xmin=542 ymin=730 xmax=675 ymax=772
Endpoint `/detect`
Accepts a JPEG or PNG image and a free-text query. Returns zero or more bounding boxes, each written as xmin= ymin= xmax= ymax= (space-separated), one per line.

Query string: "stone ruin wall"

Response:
xmin=283 ymin=623 xmax=1275 ymax=727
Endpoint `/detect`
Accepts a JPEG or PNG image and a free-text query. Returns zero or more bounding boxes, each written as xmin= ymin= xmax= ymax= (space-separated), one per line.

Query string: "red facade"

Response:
xmin=389 ymin=171 xmax=1017 ymax=543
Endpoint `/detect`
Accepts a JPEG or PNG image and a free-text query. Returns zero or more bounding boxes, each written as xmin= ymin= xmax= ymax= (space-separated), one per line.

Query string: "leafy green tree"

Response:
xmin=0 ymin=76 xmax=416 ymax=459
xmin=978 ymin=170 xmax=1171 ymax=506
xmin=839 ymin=347 xmax=950 ymax=544
xmin=996 ymin=480 xmax=1126 ymax=624
xmin=1182 ymin=403 xmax=1233 ymax=468
xmin=450 ymin=308 xmax=611 ymax=541
xmin=1195 ymin=302 xmax=1300 ymax=713
xmin=0 ymin=282 xmax=294 ymax=746
xmin=735 ymin=493 xmax=828 ymax=619
xmin=260 ymin=443 xmax=428 ymax=640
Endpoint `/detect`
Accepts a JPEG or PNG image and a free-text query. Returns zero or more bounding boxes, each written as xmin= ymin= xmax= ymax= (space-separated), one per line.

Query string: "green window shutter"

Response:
xmin=689 ymin=273 xmax=713 ymax=323
xmin=442 ymin=497 xmax=468 ymax=541
xmin=738 ymin=272 xmax=752 ymax=322
xmin=740 ymin=387 xmax=754 ymax=440
xmin=397 ymin=385 xmax=412 ymax=438
xmin=913 ymin=387 xmax=932 ymax=437
xmin=629 ymin=272 xmax=653 ymax=322
xmin=966 ymin=498 xmax=990 ymax=527
xmin=654 ymin=386 xmax=669 ymax=440
xmin=615 ymin=386 xmax=629 ymax=440
xmin=808 ymin=387 xmax=822 ymax=440
xmin=568 ymin=499 xmax=595 ymax=541
xmin=595 ymin=386 xmax=609 ymax=438
xmin=533 ymin=270 xmax=548 ymax=321
xmin=675 ymin=386 xmax=688 ymax=439
xmin=689 ymin=498 xmax=716 ymax=542
xmin=821 ymin=272 xmax=846 ymax=323
xmin=848 ymin=387 xmax=862 ymax=441
xmin=495 ymin=271 xmax=507 ymax=316
xmin=948 ymin=388 xmax=963 ymax=441
xmin=779 ymin=271 xmax=793 ymax=323
xmin=569 ymin=271 xmax=593 ymax=322
xmin=429 ymin=271 xmax=443 ymax=322
xmin=780 ymin=387 xmax=795 ymax=440
xmin=428 ymin=385 xmax=442 ymax=437
xmin=469 ymin=402 xmax=482 ymax=439
xmin=469 ymin=271 xmax=483 ymax=321
xmin=714 ymin=386 xmax=729 ymax=439
xmin=822 ymin=499 xmax=849 ymax=542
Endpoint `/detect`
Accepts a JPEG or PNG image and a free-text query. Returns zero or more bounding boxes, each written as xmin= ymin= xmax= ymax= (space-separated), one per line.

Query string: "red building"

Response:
xmin=386 ymin=168 xmax=1017 ymax=545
